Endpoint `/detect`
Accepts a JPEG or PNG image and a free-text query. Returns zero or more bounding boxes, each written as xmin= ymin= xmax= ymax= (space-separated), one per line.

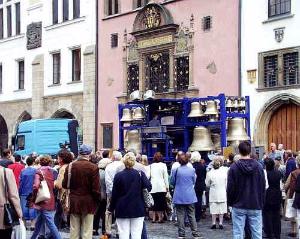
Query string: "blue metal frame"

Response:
xmin=118 ymin=94 xmax=251 ymax=161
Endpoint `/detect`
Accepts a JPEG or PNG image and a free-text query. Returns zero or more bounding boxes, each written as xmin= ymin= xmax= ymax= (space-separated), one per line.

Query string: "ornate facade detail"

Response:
xmin=143 ymin=6 xmax=161 ymax=29
xmin=274 ymin=27 xmax=285 ymax=43
xmin=127 ymin=38 xmax=139 ymax=62
xmin=27 ymin=22 xmax=42 ymax=50
xmin=175 ymin=24 xmax=189 ymax=54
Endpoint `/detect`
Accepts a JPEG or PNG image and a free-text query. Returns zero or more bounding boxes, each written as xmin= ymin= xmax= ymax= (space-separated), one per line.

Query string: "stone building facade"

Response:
xmin=0 ymin=0 xmax=96 ymax=153
xmin=241 ymin=0 xmax=300 ymax=151
xmin=97 ymin=0 xmax=240 ymax=149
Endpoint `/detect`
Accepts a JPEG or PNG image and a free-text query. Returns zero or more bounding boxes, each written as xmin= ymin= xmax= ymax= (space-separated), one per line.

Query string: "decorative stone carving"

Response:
xmin=175 ymin=24 xmax=189 ymax=54
xmin=27 ymin=22 xmax=42 ymax=50
xmin=274 ymin=27 xmax=285 ymax=43
xmin=127 ymin=38 xmax=139 ymax=62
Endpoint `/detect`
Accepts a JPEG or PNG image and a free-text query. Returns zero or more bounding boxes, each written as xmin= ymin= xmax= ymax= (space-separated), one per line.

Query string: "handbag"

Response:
xmin=140 ymin=172 xmax=154 ymax=208
xmin=165 ymin=192 xmax=173 ymax=216
xmin=11 ymin=219 xmax=26 ymax=239
xmin=61 ymin=163 xmax=73 ymax=213
xmin=286 ymin=198 xmax=296 ymax=218
xmin=3 ymin=168 xmax=20 ymax=226
xmin=35 ymin=170 xmax=51 ymax=204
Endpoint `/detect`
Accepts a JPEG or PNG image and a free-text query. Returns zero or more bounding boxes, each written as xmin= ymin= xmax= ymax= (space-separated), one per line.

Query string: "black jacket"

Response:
xmin=264 ymin=169 xmax=282 ymax=211
xmin=192 ymin=162 xmax=206 ymax=193
xmin=109 ymin=168 xmax=152 ymax=218
xmin=0 ymin=158 xmax=13 ymax=168
xmin=227 ymin=159 xmax=266 ymax=210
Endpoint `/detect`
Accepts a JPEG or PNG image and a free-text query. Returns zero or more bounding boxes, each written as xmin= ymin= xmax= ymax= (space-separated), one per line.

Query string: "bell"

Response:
xmin=126 ymin=130 xmax=142 ymax=153
xmin=204 ymin=100 xmax=218 ymax=115
xmin=238 ymin=98 xmax=246 ymax=108
xmin=227 ymin=118 xmax=250 ymax=141
xmin=120 ymin=108 xmax=132 ymax=122
xmin=226 ymin=98 xmax=234 ymax=108
xmin=143 ymin=90 xmax=155 ymax=100
xmin=233 ymin=99 xmax=239 ymax=108
xmin=189 ymin=126 xmax=215 ymax=152
xmin=209 ymin=115 xmax=219 ymax=122
xmin=130 ymin=90 xmax=142 ymax=101
xmin=211 ymin=133 xmax=221 ymax=151
xmin=132 ymin=107 xmax=144 ymax=120
xmin=188 ymin=102 xmax=204 ymax=117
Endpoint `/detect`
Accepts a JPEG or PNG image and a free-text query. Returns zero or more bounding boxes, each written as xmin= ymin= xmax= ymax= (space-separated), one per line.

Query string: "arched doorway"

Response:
xmin=52 ymin=109 xmax=75 ymax=119
xmin=268 ymin=103 xmax=300 ymax=152
xmin=0 ymin=114 xmax=8 ymax=155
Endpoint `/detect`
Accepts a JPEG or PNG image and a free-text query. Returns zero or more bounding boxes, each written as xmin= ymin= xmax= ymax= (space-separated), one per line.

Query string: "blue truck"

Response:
xmin=14 ymin=119 xmax=80 ymax=157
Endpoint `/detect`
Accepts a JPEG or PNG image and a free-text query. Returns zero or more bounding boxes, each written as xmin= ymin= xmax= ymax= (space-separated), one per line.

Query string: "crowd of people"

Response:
xmin=0 ymin=141 xmax=300 ymax=239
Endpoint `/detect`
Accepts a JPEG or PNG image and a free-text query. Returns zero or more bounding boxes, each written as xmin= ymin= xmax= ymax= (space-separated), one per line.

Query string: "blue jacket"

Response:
xmin=286 ymin=158 xmax=297 ymax=180
xmin=227 ymin=159 xmax=266 ymax=210
xmin=19 ymin=166 xmax=37 ymax=196
xmin=109 ymin=168 xmax=151 ymax=218
xmin=171 ymin=165 xmax=197 ymax=205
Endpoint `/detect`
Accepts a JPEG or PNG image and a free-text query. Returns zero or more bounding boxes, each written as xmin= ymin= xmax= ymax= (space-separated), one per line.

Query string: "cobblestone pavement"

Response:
xmin=27 ymin=217 xmax=292 ymax=239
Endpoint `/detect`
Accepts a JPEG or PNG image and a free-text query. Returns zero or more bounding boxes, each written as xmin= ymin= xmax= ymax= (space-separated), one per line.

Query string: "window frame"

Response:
xmin=0 ymin=8 xmax=3 ymax=39
xmin=0 ymin=63 xmax=2 ymax=93
xmin=73 ymin=0 xmax=80 ymax=19
xmin=71 ymin=48 xmax=81 ymax=82
xmin=15 ymin=2 xmax=20 ymax=35
xmin=17 ymin=60 xmax=24 ymax=90
xmin=6 ymin=5 xmax=11 ymax=37
xmin=63 ymin=0 xmax=69 ymax=22
xmin=52 ymin=52 xmax=61 ymax=85
xmin=268 ymin=0 xmax=291 ymax=18
xmin=258 ymin=47 xmax=300 ymax=90
xmin=52 ymin=0 xmax=58 ymax=24
xmin=102 ymin=123 xmax=113 ymax=149
xmin=105 ymin=0 xmax=120 ymax=16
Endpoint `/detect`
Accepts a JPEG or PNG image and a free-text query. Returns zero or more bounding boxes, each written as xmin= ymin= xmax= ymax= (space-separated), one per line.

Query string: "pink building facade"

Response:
xmin=97 ymin=0 xmax=240 ymax=149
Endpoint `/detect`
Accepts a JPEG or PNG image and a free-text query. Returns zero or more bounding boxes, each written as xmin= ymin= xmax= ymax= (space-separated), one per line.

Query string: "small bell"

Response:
xmin=226 ymin=98 xmax=234 ymax=108
xmin=132 ymin=107 xmax=144 ymax=121
xmin=204 ymin=100 xmax=219 ymax=115
xmin=120 ymin=108 xmax=132 ymax=122
xmin=188 ymin=102 xmax=204 ymax=118
xmin=238 ymin=98 xmax=246 ymax=108
xmin=189 ymin=126 xmax=215 ymax=152
xmin=211 ymin=133 xmax=221 ymax=151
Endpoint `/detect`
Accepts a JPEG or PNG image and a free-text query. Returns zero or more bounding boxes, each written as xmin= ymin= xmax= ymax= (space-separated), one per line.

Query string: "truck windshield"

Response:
xmin=16 ymin=135 xmax=25 ymax=150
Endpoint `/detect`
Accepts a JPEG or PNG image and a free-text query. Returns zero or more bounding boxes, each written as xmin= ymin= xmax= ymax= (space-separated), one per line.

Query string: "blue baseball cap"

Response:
xmin=79 ymin=144 xmax=92 ymax=155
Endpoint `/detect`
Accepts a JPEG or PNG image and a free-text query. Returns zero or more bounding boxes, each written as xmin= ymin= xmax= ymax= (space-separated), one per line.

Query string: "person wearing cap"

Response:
xmin=62 ymin=144 xmax=101 ymax=239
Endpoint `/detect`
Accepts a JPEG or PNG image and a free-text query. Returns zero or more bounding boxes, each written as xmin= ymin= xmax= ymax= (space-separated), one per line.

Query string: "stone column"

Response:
xmin=139 ymin=54 xmax=145 ymax=92
xmin=169 ymin=48 xmax=174 ymax=92
xmin=83 ymin=45 xmax=96 ymax=149
xmin=31 ymin=54 xmax=44 ymax=119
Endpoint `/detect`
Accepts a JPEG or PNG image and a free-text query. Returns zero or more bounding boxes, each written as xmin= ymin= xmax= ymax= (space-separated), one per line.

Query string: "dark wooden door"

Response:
xmin=268 ymin=103 xmax=300 ymax=152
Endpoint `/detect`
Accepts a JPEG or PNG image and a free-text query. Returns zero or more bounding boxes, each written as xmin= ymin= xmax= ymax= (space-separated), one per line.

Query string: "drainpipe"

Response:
xmin=238 ymin=0 xmax=242 ymax=96
xmin=95 ymin=0 xmax=99 ymax=150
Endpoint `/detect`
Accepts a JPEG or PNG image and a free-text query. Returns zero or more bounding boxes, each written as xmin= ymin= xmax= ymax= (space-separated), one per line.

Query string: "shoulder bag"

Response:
xmin=3 ymin=168 xmax=20 ymax=226
xmin=61 ymin=163 xmax=73 ymax=213
xmin=35 ymin=169 xmax=51 ymax=204
xmin=140 ymin=171 xmax=154 ymax=208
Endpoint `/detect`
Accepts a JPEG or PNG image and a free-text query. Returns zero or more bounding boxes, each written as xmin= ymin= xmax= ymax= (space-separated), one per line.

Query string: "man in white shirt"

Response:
xmin=104 ymin=150 xmax=123 ymax=237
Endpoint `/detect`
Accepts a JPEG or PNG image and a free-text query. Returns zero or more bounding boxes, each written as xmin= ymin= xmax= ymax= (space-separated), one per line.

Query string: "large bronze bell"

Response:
xmin=189 ymin=126 xmax=215 ymax=152
xmin=132 ymin=107 xmax=144 ymax=121
xmin=211 ymin=133 xmax=221 ymax=150
xmin=120 ymin=108 xmax=132 ymax=122
xmin=188 ymin=102 xmax=204 ymax=117
xmin=126 ymin=130 xmax=142 ymax=153
xmin=227 ymin=118 xmax=250 ymax=141
xmin=204 ymin=100 xmax=219 ymax=115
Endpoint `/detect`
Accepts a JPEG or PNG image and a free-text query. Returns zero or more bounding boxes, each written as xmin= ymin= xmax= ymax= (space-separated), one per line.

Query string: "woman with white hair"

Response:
xmin=191 ymin=151 xmax=206 ymax=222
xmin=205 ymin=156 xmax=228 ymax=229
xmin=108 ymin=153 xmax=151 ymax=239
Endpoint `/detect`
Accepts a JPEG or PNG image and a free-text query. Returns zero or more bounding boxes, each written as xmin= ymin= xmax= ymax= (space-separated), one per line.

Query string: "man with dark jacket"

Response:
xmin=227 ymin=141 xmax=266 ymax=239
xmin=63 ymin=144 xmax=101 ymax=239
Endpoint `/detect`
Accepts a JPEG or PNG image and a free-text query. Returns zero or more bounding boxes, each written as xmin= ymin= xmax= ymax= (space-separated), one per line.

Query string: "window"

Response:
xmin=72 ymin=48 xmax=81 ymax=82
xmin=18 ymin=60 xmax=24 ymax=90
xmin=52 ymin=0 xmax=58 ymax=24
xmin=63 ymin=0 xmax=69 ymax=21
xmin=73 ymin=0 xmax=80 ymax=19
xmin=52 ymin=53 xmax=61 ymax=84
xmin=15 ymin=2 xmax=20 ymax=35
xmin=6 ymin=5 xmax=11 ymax=37
xmin=264 ymin=55 xmax=278 ymax=87
xmin=16 ymin=135 xmax=25 ymax=150
xmin=127 ymin=64 xmax=139 ymax=94
xmin=283 ymin=52 xmax=299 ymax=85
xmin=135 ymin=0 xmax=149 ymax=8
xmin=0 ymin=64 xmax=2 ymax=92
xmin=175 ymin=56 xmax=189 ymax=91
xmin=202 ymin=16 xmax=212 ymax=31
xmin=106 ymin=0 xmax=119 ymax=16
xmin=259 ymin=48 xmax=300 ymax=89
xmin=111 ymin=33 xmax=118 ymax=48
xmin=102 ymin=124 xmax=113 ymax=149
xmin=268 ymin=0 xmax=291 ymax=17
xmin=0 ymin=9 xmax=3 ymax=39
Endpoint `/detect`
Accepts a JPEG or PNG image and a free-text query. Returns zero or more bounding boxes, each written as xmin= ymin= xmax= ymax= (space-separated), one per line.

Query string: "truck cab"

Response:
xmin=14 ymin=119 xmax=79 ymax=157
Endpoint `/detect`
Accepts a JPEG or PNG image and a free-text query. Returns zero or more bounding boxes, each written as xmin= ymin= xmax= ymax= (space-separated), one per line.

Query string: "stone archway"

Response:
xmin=253 ymin=93 xmax=300 ymax=150
xmin=0 ymin=114 xmax=8 ymax=155
xmin=51 ymin=109 xmax=75 ymax=119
